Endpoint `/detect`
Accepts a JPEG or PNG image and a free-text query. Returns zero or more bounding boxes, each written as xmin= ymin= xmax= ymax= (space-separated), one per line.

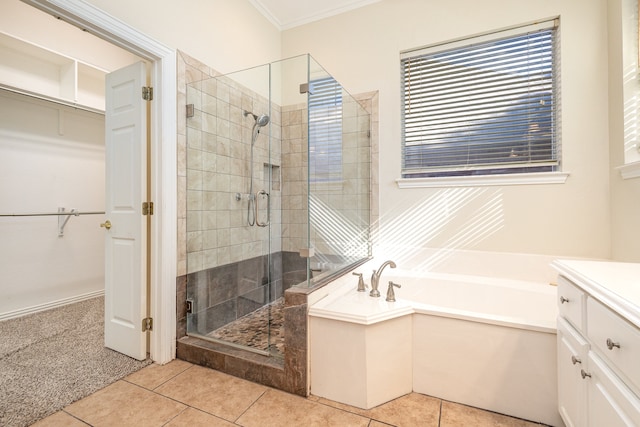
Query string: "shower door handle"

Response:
xmin=255 ymin=190 xmax=270 ymax=227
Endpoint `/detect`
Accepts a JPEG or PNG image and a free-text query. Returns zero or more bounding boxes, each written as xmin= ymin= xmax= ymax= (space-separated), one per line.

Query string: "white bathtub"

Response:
xmin=309 ymin=268 xmax=562 ymax=426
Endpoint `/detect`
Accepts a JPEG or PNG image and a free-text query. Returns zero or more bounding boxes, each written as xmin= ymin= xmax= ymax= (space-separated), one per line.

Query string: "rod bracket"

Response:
xmin=58 ymin=207 xmax=78 ymax=237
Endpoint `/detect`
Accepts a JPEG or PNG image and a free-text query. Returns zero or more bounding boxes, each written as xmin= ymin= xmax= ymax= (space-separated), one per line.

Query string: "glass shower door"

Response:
xmin=184 ymin=63 xmax=280 ymax=357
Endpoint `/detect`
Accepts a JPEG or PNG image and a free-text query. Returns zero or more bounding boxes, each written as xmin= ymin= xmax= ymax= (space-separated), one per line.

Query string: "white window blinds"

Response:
xmin=401 ymin=20 xmax=559 ymax=178
xmin=309 ymin=77 xmax=343 ymax=182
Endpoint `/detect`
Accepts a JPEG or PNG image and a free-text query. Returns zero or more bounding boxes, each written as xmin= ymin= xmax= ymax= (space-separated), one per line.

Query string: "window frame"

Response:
xmin=398 ymin=20 xmax=567 ymax=187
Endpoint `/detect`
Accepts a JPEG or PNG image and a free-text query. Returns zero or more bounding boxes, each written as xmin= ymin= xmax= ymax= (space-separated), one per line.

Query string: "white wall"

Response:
xmin=609 ymin=0 xmax=640 ymax=262
xmin=0 ymin=91 xmax=105 ymax=317
xmin=282 ymin=0 xmax=613 ymax=261
xmin=83 ymin=0 xmax=282 ymax=75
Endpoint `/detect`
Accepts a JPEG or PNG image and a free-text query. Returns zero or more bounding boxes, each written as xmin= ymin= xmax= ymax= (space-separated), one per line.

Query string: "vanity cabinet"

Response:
xmin=556 ymin=272 xmax=640 ymax=427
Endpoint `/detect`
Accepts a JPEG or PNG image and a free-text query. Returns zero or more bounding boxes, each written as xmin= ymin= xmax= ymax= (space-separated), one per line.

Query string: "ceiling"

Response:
xmin=248 ymin=0 xmax=381 ymax=30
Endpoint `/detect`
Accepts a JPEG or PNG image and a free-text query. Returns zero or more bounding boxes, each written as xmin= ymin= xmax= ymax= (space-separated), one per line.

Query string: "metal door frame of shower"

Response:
xmin=22 ymin=0 xmax=178 ymax=364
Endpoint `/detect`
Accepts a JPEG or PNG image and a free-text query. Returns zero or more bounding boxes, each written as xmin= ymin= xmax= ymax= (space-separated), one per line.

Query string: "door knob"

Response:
xmin=100 ymin=220 xmax=112 ymax=230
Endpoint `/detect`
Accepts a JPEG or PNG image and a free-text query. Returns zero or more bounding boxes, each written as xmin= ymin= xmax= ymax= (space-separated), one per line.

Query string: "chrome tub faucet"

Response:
xmin=370 ymin=260 xmax=396 ymax=297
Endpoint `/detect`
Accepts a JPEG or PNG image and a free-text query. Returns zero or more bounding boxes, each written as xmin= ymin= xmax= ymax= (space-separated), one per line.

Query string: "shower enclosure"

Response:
xmin=184 ymin=54 xmax=371 ymax=359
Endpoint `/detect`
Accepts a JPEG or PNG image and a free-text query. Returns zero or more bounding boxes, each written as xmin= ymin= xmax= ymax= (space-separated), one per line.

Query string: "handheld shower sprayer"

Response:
xmin=243 ymin=110 xmax=271 ymax=226
xmin=244 ymin=110 xmax=270 ymax=146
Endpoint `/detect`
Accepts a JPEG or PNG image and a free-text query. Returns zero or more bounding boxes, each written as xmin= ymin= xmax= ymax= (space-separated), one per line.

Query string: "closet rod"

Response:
xmin=0 ymin=211 xmax=104 ymax=217
xmin=0 ymin=208 xmax=105 ymax=237
xmin=0 ymin=85 xmax=105 ymax=115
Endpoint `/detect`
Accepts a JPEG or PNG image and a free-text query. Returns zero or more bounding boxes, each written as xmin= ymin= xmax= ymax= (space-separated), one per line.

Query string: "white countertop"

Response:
xmin=552 ymin=259 xmax=640 ymax=329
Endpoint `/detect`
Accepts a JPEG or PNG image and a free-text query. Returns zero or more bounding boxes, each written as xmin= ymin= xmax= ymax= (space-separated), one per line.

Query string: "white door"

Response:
xmin=103 ymin=61 xmax=148 ymax=360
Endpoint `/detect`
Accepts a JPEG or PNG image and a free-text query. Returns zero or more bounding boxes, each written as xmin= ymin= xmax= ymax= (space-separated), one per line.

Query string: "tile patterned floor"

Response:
xmin=32 ymin=360 xmax=548 ymax=427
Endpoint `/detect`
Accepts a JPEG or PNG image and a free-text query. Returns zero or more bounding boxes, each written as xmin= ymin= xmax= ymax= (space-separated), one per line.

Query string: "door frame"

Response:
xmin=22 ymin=0 xmax=177 ymax=364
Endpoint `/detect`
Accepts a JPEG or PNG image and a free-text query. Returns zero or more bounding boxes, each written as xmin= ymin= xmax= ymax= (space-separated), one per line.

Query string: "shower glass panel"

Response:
xmin=306 ymin=56 xmax=371 ymax=285
xmin=185 ymin=54 xmax=370 ymax=357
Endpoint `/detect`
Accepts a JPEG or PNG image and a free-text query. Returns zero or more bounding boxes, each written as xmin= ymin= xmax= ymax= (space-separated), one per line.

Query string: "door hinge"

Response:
xmin=142 ymin=86 xmax=153 ymax=101
xmin=142 ymin=201 xmax=154 ymax=215
xmin=142 ymin=317 xmax=153 ymax=331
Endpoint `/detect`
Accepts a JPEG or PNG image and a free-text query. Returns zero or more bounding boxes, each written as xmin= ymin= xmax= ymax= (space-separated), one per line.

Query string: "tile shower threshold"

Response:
xmin=177 ymin=335 xmax=287 ymax=392
xmin=177 ymin=335 xmax=285 ymax=370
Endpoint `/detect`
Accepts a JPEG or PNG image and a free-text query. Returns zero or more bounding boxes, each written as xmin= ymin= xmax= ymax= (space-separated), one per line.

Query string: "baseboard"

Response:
xmin=0 ymin=290 xmax=105 ymax=322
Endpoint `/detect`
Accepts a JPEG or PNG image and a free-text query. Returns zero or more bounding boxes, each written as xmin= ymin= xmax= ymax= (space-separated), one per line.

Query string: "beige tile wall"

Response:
xmin=283 ymin=92 xmax=375 ymax=261
xmin=178 ymin=51 xmax=378 ymax=277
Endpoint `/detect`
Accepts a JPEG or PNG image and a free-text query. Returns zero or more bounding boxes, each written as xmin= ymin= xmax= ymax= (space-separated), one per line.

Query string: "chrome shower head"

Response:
xmin=244 ymin=110 xmax=270 ymax=128
xmin=255 ymin=114 xmax=270 ymax=127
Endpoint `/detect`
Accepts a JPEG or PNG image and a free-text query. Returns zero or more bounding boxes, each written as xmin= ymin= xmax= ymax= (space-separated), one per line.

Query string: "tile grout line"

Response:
xmin=232 ymin=387 xmax=270 ymax=425
xmin=159 ymin=406 xmax=190 ymax=427
xmin=312 ymin=398 xmax=372 ymax=422
xmin=62 ymin=409 xmax=93 ymax=426
xmin=124 ymin=362 xmax=195 ymax=392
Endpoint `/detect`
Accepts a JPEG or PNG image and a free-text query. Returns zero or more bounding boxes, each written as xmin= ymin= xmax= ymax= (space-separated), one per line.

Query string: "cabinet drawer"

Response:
xmin=558 ymin=276 xmax=586 ymax=332
xmin=587 ymin=297 xmax=640 ymax=396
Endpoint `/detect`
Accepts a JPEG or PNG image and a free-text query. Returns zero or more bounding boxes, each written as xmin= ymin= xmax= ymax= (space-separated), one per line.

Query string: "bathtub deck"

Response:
xmin=310 ymin=271 xmax=558 ymax=332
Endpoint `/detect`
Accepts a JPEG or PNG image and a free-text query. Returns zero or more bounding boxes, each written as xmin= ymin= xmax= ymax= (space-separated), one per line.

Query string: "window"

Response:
xmin=309 ymin=77 xmax=342 ymax=182
xmin=401 ymin=20 xmax=559 ymax=179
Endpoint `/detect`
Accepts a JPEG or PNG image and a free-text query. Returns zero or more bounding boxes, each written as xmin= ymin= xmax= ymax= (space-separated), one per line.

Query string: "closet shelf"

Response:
xmin=0 ymin=31 xmax=107 ymax=111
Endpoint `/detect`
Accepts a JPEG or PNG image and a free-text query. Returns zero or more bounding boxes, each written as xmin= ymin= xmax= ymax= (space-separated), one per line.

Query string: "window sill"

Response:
xmin=396 ymin=171 xmax=570 ymax=188
xmin=616 ymin=161 xmax=640 ymax=180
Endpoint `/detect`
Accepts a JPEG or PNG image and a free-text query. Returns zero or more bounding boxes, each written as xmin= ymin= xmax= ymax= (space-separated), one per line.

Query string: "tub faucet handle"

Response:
xmin=352 ymin=272 xmax=367 ymax=292
xmin=386 ymin=281 xmax=401 ymax=302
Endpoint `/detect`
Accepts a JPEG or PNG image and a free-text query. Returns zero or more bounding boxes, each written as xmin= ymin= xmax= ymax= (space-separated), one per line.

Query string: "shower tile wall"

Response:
xmin=281 ymin=95 xmax=373 ymax=263
xmin=281 ymin=104 xmax=308 ymax=255
xmin=311 ymin=92 xmax=371 ymax=260
xmin=184 ymin=76 xmax=282 ymax=275
xmin=178 ymin=50 xmax=376 ymax=280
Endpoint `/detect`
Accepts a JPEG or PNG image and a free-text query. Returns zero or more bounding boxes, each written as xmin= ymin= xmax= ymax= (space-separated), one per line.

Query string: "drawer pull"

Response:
xmin=559 ymin=296 xmax=569 ymax=304
xmin=606 ymin=338 xmax=620 ymax=350
xmin=571 ymin=355 xmax=581 ymax=365
xmin=580 ymin=369 xmax=591 ymax=379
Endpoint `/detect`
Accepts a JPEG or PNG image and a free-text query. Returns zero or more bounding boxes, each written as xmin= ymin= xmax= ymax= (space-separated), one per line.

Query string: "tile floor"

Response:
xmin=32 ymin=360 xmax=548 ymax=427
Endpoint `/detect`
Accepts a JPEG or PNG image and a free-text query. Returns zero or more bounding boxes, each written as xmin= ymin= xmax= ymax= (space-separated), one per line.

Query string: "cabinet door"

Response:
xmin=587 ymin=352 xmax=640 ymax=427
xmin=557 ymin=318 xmax=588 ymax=427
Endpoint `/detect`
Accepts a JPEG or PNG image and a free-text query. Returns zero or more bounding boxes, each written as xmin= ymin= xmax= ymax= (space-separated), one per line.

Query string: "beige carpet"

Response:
xmin=0 ymin=296 xmax=151 ymax=427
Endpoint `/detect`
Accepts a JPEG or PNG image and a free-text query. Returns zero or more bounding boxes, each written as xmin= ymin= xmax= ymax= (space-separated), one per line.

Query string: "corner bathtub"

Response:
xmin=309 ymin=269 xmax=562 ymax=427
